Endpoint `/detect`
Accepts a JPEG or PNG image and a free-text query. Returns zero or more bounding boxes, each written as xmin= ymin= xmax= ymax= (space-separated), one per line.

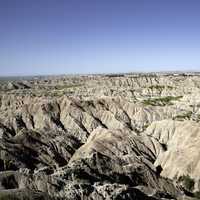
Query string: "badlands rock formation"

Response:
xmin=0 ymin=73 xmax=200 ymax=199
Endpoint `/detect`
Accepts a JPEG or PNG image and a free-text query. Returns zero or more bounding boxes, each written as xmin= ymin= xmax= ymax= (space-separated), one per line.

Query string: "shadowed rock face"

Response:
xmin=0 ymin=73 xmax=200 ymax=199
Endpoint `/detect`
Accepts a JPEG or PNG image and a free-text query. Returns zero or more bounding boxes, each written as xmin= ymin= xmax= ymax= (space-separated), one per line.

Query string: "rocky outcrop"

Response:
xmin=145 ymin=120 xmax=200 ymax=186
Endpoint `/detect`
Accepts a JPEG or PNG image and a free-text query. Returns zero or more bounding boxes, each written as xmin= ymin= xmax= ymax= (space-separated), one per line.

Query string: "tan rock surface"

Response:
xmin=0 ymin=73 xmax=200 ymax=199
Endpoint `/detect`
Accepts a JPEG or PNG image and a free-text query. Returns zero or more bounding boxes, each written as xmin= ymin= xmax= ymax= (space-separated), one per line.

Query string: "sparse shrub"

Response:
xmin=147 ymin=85 xmax=174 ymax=91
xmin=194 ymin=191 xmax=200 ymax=199
xmin=172 ymin=111 xmax=193 ymax=121
xmin=0 ymin=194 xmax=20 ymax=200
xmin=178 ymin=175 xmax=195 ymax=191
xmin=142 ymin=96 xmax=182 ymax=106
xmin=148 ymin=85 xmax=165 ymax=90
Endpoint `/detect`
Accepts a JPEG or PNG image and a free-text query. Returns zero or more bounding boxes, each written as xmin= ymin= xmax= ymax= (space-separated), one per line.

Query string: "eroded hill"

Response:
xmin=0 ymin=73 xmax=200 ymax=199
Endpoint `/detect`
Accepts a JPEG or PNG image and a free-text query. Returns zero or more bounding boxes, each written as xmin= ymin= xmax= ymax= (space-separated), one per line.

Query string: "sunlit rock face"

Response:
xmin=0 ymin=73 xmax=200 ymax=199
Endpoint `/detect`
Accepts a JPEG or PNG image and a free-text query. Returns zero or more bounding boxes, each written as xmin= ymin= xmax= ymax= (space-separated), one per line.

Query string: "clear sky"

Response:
xmin=0 ymin=0 xmax=200 ymax=76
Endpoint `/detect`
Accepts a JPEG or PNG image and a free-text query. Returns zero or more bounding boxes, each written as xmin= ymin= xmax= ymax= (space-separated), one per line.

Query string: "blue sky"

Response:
xmin=0 ymin=0 xmax=200 ymax=76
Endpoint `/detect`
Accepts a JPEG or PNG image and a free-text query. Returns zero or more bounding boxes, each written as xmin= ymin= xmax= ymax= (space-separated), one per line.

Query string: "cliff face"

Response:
xmin=0 ymin=74 xmax=200 ymax=199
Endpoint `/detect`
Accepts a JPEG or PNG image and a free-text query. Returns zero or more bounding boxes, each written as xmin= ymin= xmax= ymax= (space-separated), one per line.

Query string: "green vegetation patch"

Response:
xmin=194 ymin=191 xmax=200 ymax=199
xmin=173 ymin=111 xmax=200 ymax=122
xmin=148 ymin=85 xmax=173 ymax=90
xmin=178 ymin=175 xmax=195 ymax=192
xmin=54 ymin=84 xmax=83 ymax=90
xmin=173 ymin=111 xmax=193 ymax=121
xmin=142 ymin=96 xmax=183 ymax=106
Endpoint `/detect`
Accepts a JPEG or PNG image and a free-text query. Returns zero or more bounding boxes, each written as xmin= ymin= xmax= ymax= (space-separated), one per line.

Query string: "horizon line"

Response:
xmin=0 ymin=69 xmax=200 ymax=78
